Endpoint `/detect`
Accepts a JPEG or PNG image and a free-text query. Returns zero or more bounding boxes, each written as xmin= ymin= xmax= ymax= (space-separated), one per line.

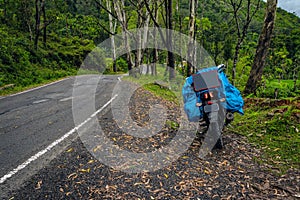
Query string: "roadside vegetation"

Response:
xmin=228 ymin=98 xmax=300 ymax=173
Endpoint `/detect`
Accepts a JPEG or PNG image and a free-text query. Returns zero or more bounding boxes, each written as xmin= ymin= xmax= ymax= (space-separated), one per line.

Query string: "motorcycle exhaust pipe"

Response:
xmin=225 ymin=112 xmax=234 ymax=125
xmin=226 ymin=112 xmax=234 ymax=120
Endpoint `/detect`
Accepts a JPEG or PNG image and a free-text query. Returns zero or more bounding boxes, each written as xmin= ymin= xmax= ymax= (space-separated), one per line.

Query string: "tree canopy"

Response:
xmin=0 ymin=0 xmax=299 ymax=97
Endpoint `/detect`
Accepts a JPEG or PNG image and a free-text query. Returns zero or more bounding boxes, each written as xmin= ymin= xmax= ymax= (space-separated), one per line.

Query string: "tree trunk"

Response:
xmin=27 ymin=21 xmax=33 ymax=41
xmin=152 ymin=2 xmax=159 ymax=76
xmin=193 ymin=20 xmax=198 ymax=73
xmin=176 ymin=0 xmax=184 ymax=74
xmin=293 ymin=67 xmax=299 ymax=92
xmin=165 ymin=0 xmax=175 ymax=80
xmin=34 ymin=0 xmax=41 ymax=50
xmin=113 ymin=0 xmax=133 ymax=72
xmin=244 ymin=0 xmax=277 ymax=95
xmin=135 ymin=1 xmax=142 ymax=69
xmin=141 ymin=8 xmax=150 ymax=73
xmin=41 ymin=0 xmax=46 ymax=46
xmin=187 ymin=0 xmax=196 ymax=77
xmin=107 ymin=0 xmax=117 ymax=72
xmin=232 ymin=39 xmax=242 ymax=84
xmin=152 ymin=27 xmax=158 ymax=76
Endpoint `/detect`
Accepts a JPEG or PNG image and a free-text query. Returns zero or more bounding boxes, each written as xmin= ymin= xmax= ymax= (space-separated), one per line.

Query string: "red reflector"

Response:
xmin=208 ymin=101 xmax=213 ymax=105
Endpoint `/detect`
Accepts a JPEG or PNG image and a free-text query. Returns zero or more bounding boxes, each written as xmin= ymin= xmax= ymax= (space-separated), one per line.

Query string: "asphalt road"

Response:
xmin=0 ymin=75 xmax=119 ymax=196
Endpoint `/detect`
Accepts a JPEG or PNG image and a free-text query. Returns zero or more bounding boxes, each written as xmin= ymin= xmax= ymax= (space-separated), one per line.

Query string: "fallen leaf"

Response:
xmin=35 ymin=180 xmax=42 ymax=190
xmin=66 ymin=148 xmax=73 ymax=153
xmin=67 ymin=173 xmax=77 ymax=179
xmin=88 ymin=160 xmax=94 ymax=164
xmin=79 ymin=168 xmax=90 ymax=173
xmin=204 ymin=169 xmax=211 ymax=175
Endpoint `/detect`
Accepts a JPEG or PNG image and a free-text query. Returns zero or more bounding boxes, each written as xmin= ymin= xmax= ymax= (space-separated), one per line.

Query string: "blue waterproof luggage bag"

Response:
xmin=182 ymin=66 xmax=244 ymax=122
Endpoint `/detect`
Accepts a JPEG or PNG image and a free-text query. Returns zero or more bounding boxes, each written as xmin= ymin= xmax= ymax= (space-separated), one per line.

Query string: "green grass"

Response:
xmin=76 ymin=68 xmax=101 ymax=75
xmin=228 ymin=99 xmax=300 ymax=173
xmin=0 ymin=68 xmax=77 ymax=96
xmin=143 ymin=84 xmax=179 ymax=104
xmin=122 ymin=65 xmax=185 ymax=103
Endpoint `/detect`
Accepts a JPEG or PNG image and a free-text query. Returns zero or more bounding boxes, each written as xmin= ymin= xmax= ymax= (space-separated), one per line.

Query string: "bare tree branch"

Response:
xmin=127 ymin=0 xmax=148 ymax=22
xmin=94 ymin=0 xmax=119 ymax=21
xmin=143 ymin=0 xmax=167 ymax=47
xmin=95 ymin=20 xmax=122 ymax=39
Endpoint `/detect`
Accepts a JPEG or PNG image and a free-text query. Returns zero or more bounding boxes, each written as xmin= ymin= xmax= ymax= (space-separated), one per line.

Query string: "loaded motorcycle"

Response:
xmin=182 ymin=64 xmax=244 ymax=149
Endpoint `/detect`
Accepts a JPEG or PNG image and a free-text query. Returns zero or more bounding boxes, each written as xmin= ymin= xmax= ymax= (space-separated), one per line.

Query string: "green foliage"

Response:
xmin=0 ymin=0 xmax=300 ymax=98
xmin=165 ymin=120 xmax=180 ymax=130
xmin=227 ymin=55 xmax=252 ymax=91
xmin=116 ymin=58 xmax=129 ymax=72
xmin=0 ymin=24 xmax=95 ymax=94
xmin=103 ymin=57 xmax=128 ymax=74
xmin=257 ymin=79 xmax=300 ymax=99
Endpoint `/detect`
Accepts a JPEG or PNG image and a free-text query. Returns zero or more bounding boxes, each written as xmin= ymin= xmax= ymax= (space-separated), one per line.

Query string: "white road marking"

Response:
xmin=59 ymin=97 xmax=73 ymax=102
xmin=0 ymin=94 xmax=118 ymax=184
xmin=33 ymin=99 xmax=49 ymax=104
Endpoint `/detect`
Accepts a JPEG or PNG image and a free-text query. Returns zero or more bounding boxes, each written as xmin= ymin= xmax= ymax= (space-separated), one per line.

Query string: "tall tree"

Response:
xmin=113 ymin=0 xmax=134 ymax=72
xmin=244 ymin=0 xmax=278 ymax=95
xmin=229 ymin=0 xmax=260 ymax=85
xmin=165 ymin=0 xmax=176 ymax=80
xmin=34 ymin=0 xmax=48 ymax=49
xmin=106 ymin=0 xmax=117 ymax=72
xmin=151 ymin=0 xmax=159 ymax=76
xmin=17 ymin=0 xmax=34 ymax=40
xmin=131 ymin=0 xmax=150 ymax=70
xmin=143 ymin=0 xmax=175 ymax=80
xmin=34 ymin=0 xmax=41 ymax=50
xmin=177 ymin=0 xmax=186 ymax=74
xmin=187 ymin=0 xmax=196 ymax=77
xmin=41 ymin=0 xmax=46 ymax=46
xmin=134 ymin=0 xmax=143 ymax=69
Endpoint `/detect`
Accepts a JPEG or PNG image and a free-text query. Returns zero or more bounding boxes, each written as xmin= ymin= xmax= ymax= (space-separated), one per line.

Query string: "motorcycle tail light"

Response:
xmin=204 ymin=93 xmax=209 ymax=99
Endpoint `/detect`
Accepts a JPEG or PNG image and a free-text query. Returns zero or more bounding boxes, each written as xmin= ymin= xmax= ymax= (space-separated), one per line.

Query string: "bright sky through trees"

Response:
xmin=264 ymin=0 xmax=300 ymax=16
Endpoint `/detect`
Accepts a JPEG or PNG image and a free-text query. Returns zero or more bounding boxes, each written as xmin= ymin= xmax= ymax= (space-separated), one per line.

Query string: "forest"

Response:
xmin=0 ymin=0 xmax=299 ymax=98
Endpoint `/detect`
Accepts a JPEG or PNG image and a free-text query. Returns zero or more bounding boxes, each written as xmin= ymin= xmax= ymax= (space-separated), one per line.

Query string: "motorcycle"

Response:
xmin=183 ymin=64 xmax=244 ymax=150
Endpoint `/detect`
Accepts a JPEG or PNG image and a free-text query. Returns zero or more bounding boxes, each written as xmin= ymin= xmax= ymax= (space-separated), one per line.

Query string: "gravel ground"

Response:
xmin=8 ymin=88 xmax=300 ymax=199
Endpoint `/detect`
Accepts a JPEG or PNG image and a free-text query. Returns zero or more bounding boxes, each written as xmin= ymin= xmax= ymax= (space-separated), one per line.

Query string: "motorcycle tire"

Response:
xmin=214 ymin=137 xmax=224 ymax=149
